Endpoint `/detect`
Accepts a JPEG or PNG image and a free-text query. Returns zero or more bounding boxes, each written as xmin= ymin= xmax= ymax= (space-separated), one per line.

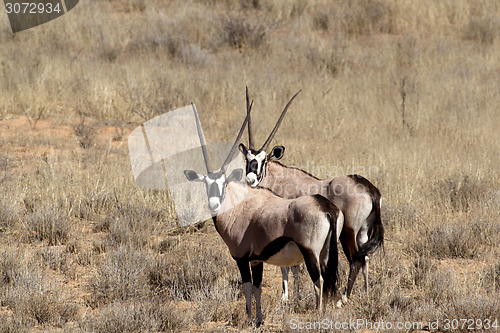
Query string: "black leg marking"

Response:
xmin=237 ymin=258 xmax=253 ymax=320
xmin=236 ymin=258 xmax=251 ymax=283
xmin=251 ymin=262 xmax=263 ymax=288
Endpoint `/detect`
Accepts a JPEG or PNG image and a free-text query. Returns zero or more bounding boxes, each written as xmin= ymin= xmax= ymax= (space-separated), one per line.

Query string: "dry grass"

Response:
xmin=0 ymin=0 xmax=499 ymax=331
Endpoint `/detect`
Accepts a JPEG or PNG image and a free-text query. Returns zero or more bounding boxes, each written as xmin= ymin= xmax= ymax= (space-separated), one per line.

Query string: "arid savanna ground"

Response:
xmin=0 ymin=0 xmax=499 ymax=332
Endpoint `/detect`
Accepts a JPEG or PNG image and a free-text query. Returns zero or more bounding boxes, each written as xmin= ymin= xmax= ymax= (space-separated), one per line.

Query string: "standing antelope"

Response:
xmin=239 ymin=88 xmax=383 ymax=303
xmin=183 ymin=103 xmax=342 ymax=326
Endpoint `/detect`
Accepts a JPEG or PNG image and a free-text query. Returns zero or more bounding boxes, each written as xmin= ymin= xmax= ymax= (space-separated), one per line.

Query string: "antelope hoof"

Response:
xmin=255 ymin=317 xmax=263 ymax=328
xmin=342 ymin=294 xmax=348 ymax=304
xmin=281 ymin=293 xmax=289 ymax=303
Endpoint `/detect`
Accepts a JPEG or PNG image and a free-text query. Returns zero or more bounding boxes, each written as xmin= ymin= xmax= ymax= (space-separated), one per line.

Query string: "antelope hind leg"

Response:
xmin=362 ymin=256 xmax=369 ymax=298
xmin=346 ymin=260 xmax=362 ymax=299
xmin=280 ymin=266 xmax=290 ymax=302
xmin=292 ymin=265 xmax=300 ymax=300
xmin=300 ymin=248 xmax=323 ymax=311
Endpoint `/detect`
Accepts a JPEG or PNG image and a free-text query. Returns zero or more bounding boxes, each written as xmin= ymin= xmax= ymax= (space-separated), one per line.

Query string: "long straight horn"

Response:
xmin=221 ymin=107 xmax=251 ymax=173
xmin=261 ymin=89 xmax=301 ymax=151
xmin=191 ymin=104 xmax=213 ymax=173
xmin=246 ymin=86 xmax=255 ymax=149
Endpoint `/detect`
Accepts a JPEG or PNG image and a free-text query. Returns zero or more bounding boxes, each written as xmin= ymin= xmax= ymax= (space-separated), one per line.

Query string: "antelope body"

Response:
xmin=183 ymin=103 xmax=342 ymax=326
xmin=240 ymin=88 xmax=384 ymax=301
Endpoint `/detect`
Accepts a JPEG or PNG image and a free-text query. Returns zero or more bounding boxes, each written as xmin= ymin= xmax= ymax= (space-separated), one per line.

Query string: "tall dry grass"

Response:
xmin=0 ymin=0 xmax=499 ymax=331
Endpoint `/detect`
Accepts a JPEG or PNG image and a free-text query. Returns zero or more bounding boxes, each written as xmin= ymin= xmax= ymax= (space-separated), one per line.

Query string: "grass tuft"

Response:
xmin=223 ymin=15 xmax=268 ymax=49
xmin=24 ymin=207 xmax=70 ymax=246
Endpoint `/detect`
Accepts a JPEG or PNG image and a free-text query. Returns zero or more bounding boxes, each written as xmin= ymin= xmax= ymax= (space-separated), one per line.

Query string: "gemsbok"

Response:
xmin=183 ymin=103 xmax=342 ymax=326
xmin=239 ymin=88 xmax=384 ymax=303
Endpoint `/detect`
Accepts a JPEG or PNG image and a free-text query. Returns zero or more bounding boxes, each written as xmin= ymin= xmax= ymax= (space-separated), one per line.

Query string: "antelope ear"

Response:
xmin=184 ymin=170 xmax=204 ymax=182
xmin=227 ymin=168 xmax=243 ymax=183
xmin=239 ymin=143 xmax=248 ymax=155
xmin=269 ymin=145 xmax=285 ymax=160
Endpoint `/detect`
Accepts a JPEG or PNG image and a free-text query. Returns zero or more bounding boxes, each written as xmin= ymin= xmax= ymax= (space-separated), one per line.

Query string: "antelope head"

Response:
xmin=239 ymin=87 xmax=301 ymax=187
xmin=184 ymin=105 xmax=247 ymax=213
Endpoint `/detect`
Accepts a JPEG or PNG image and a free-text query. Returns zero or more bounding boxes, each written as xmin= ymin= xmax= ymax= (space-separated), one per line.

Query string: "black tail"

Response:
xmin=323 ymin=203 xmax=340 ymax=298
xmin=354 ymin=193 xmax=384 ymax=263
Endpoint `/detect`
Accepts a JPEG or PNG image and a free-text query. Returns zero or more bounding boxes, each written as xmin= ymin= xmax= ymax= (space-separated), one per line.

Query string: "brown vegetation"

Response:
xmin=0 ymin=0 xmax=499 ymax=331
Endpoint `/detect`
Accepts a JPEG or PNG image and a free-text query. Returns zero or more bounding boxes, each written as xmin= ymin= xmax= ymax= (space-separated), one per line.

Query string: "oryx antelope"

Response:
xmin=239 ymin=88 xmax=384 ymax=302
xmin=183 ymin=104 xmax=342 ymax=326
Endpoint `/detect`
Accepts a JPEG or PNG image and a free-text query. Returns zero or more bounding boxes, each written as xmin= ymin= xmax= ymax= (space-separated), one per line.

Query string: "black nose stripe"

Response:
xmin=208 ymin=182 xmax=220 ymax=198
xmin=249 ymin=160 xmax=259 ymax=173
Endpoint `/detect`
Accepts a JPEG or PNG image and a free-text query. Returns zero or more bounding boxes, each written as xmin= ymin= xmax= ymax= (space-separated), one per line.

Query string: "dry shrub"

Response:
xmin=80 ymin=300 xmax=188 ymax=333
xmin=0 ymin=0 xmax=500 ymax=331
xmin=1 ymin=263 xmax=77 ymax=326
xmin=0 ymin=202 xmax=18 ymax=233
xmin=443 ymin=296 xmax=500 ymax=331
xmin=24 ymin=206 xmax=70 ymax=245
xmin=421 ymin=217 xmax=494 ymax=259
xmin=148 ymin=241 xmax=239 ymax=302
xmin=67 ymin=241 xmax=99 ymax=267
xmin=74 ymin=191 xmax=120 ymax=220
xmin=223 ymin=15 xmax=268 ymax=49
xmin=340 ymin=0 xmax=394 ymax=36
xmin=306 ymin=47 xmax=344 ymax=77
xmin=425 ymin=268 xmax=457 ymax=303
xmin=388 ymin=291 xmax=415 ymax=314
xmin=105 ymin=206 xmax=165 ymax=249
xmin=312 ymin=11 xmax=330 ymax=31
xmin=88 ymin=246 xmax=152 ymax=307
xmin=383 ymin=203 xmax=420 ymax=230
xmin=0 ymin=250 xmax=21 ymax=287
xmin=464 ymin=16 xmax=500 ymax=44
xmin=0 ymin=315 xmax=27 ymax=333
xmin=33 ymin=247 xmax=73 ymax=278
xmin=74 ymin=117 xmax=97 ymax=149
xmin=413 ymin=256 xmax=434 ymax=287
xmin=240 ymin=0 xmax=261 ymax=11
xmin=436 ymin=174 xmax=495 ymax=213
xmin=115 ymin=0 xmax=146 ymax=13
xmin=483 ymin=261 xmax=500 ymax=292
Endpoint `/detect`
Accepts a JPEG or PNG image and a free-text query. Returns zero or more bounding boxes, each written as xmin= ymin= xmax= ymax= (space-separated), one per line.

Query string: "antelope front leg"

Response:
xmin=314 ymin=277 xmax=324 ymax=311
xmin=251 ymin=262 xmax=264 ymax=327
xmin=280 ymin=267 xmax=290 ymax=301
xmin=236 ymin=259 xmax=253 ymax=321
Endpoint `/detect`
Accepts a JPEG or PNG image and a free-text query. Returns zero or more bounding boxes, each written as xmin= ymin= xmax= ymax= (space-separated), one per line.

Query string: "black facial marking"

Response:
xmin=207 ymin=182 xmax=221 ymax=199
xmin=206 ymin=171 xmax=225 ymax=200
xmin=248 ymin=159 xmax=259 ymax=174
xmin=244 ymin=148 xmax=266 ymax=183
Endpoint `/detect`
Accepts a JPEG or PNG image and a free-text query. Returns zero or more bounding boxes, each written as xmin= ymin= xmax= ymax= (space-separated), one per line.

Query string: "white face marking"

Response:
xmin=206 ymin=174 xmax=226 ymax=212
xmin=256 ymin=151 xmax=266 ymax=161
xmin=246 ymin=173 xmax=258 ymax=187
